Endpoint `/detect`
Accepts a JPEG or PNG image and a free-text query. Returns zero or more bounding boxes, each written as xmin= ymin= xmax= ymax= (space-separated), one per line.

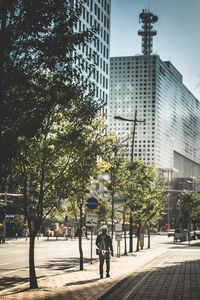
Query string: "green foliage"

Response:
xmin=6 ymin=214 xmax=27 ymax=231
xmin=119 ymin=160 xmax=167 ymax=227
xmin=99 ymin=137 xmax=128 ymax=237
xmin=0 ymin=0 xmax=97 ymax=189
xmin=96 ymin=196 xmax=112 ymax=226
xmin=178 ymin=192 xmax=200 ymax=227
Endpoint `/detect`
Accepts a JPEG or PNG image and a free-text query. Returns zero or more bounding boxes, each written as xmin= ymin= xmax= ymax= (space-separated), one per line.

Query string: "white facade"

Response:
xmin=74 ymin=0 xmax=110 ymax=114
xmin=108 ymin=54 xmax=200 ymax=177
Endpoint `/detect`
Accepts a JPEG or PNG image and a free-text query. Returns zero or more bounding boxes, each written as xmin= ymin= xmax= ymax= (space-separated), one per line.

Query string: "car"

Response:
xmin=189 ymin=231 xmax=195 ymax=240
xmin=174 ymin=229 xmax=189 ymax=242
xmin=168 ymin=229 xmax=175 ymax=237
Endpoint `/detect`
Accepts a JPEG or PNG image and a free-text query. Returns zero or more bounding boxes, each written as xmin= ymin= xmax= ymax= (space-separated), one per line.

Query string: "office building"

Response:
xmin=74 ymin=0 xmax=111 ymax=114
xmin=108 ymin=10 xmax=200 ymax=178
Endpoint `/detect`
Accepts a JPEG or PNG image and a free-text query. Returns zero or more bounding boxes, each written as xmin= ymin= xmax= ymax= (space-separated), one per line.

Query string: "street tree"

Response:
xmin=57 ymin=117 xmax=112 ymax=270
xmin=178 ymin=192 xmax=200 ymax=229
xmin=12 ymin=89 xmax=102 ymax=288
xmin=120 ymin=160 xmax=167 ymax=251
xmin=100 ymin=137 xmax=128 ymax=240
xmin=0 ymin=0 xmax=95 ymax=191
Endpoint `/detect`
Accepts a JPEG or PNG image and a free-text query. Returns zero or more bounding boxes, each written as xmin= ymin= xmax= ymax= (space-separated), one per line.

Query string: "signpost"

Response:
xmin=115 ymin=224 xmax=123 ymax=258
xmin=86 ymin=197 xmax=98 ymax=264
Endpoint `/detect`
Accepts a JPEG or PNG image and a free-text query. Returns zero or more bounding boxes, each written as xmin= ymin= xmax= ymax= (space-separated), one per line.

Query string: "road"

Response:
xmin=0 ymin=235 xmax=98 ymax=290
xmin=0 ymin=234 xmax=170 ymax=291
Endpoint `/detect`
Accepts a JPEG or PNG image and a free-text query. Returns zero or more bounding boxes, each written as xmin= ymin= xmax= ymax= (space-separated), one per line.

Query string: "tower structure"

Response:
xmin=108 ymin=10 xmax=200 ymax=179
xmin=138 ymin=9 xmax=158 ymax=55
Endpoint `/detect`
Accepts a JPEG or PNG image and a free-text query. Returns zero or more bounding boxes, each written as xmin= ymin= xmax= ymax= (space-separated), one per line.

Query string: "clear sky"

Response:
xmin=110 ymin=0 xmax=200 ymax=100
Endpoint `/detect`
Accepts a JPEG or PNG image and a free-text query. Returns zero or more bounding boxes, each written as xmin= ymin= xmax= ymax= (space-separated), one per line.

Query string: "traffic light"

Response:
xmin=192 ymin=217 xmax=195 ymax=223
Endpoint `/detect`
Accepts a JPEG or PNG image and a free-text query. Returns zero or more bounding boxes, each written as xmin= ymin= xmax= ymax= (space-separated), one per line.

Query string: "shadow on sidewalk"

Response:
xmin=0 ymin=275 xmax=29 ymax=290
xmin=65 ymin=277 xmax=101 ymax=287
xmin=40 ymin=257 xmax=94 ymax=271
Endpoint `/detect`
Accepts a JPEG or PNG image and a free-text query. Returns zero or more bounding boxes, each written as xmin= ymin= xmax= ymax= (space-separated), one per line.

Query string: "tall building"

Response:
xmin=108 ymin=9 xmax=200 ymax=178
xmin=74 ymin=0 xmax=111 ymax=114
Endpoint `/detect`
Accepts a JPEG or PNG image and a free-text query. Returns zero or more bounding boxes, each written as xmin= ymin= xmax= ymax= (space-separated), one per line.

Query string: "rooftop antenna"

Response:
xmin=148 ymin=0 xmax=151 ymax=11
xmin=138 ymin=9 xmax=158 ymax=56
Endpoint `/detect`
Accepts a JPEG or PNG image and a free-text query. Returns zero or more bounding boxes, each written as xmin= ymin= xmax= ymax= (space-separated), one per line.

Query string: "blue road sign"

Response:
xmin=86 ymin=197 xmax=99 ymax=210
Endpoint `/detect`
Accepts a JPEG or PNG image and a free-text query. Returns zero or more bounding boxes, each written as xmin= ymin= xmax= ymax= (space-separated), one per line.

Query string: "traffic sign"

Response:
xmin=86 ymin=197 xmax=99 ymax=210
xmin=86 ymin=212 xmax=98 ymax=227
xmin=115 ymin=233 xmax=122 ymax=241
xmin=115 ymin=223 xmax=122 ymax=232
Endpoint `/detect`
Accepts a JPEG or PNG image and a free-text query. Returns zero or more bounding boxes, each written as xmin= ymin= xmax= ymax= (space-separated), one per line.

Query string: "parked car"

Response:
xmin=174 ymin=229 xmax=189 ymax=242
xmin=189 ymin=231 xmax=195 ymax=240
xmin=196 ymin=230 xmax=200 ymax=239
xmin=168 ymin=229 xmax=175 ymax=237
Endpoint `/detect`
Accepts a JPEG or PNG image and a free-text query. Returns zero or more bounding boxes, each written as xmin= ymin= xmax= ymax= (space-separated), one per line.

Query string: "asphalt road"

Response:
xmin=0 ymin=236 xmax=99 ymax=290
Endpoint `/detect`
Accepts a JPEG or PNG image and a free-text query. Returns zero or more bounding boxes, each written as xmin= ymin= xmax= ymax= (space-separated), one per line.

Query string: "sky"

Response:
xmin=110 ymin=0 xmax=200 ymax=100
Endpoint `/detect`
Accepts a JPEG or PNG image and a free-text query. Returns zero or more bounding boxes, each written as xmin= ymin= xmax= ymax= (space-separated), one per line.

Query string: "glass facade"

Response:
xmin=109 ymin=55 xmax=200 ymax=175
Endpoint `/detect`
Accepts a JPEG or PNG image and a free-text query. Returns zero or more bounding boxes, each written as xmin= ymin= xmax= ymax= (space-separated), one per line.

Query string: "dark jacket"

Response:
xmin=96 ymin=233 xmax=113 ymax=252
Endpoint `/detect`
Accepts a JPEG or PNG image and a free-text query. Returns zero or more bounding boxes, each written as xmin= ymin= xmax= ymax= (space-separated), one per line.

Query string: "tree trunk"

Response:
xmin=79 ymin=199 xmax=83 ymax=270
xmin=29 ymin=233 xmax=38 ymax=289
xmin=111 ymin=193 xmax=114 ymax=241
xmin=129 ymin=214 xmax=133 ymax=252
xmin=147 ymin=226 xmax=151 ymax=249
xmin=79 ymin=228 xmax=83 ymax=270
xmin=123 ymin=213 xmax=127 ymax=255
xmin=136 ymin=224 xmax=140 ymax=252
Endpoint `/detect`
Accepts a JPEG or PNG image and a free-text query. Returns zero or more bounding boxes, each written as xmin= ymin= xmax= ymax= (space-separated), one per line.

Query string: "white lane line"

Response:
xmin=0 ymin=263 xmax=10 ymax=266
xmin=1 ymin=268 xmax=27 ymax=275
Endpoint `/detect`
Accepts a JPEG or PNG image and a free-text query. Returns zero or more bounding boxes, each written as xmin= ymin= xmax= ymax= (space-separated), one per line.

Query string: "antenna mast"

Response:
xmin=138 ymin=9 xmax=158 ymax=56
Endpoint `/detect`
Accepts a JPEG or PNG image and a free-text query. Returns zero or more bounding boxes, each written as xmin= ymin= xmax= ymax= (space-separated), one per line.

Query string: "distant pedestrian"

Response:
xmin=96 ymin=225 xmax=113 ymax=279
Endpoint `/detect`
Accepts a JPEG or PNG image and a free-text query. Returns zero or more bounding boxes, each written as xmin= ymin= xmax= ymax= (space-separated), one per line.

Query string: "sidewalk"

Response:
xmin=0 ymin=237 xmax=174 ymax=300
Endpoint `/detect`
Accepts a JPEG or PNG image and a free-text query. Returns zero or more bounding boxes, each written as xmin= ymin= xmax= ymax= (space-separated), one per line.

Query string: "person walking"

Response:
xmin=96 ymin=225 xmax=114 ymax=279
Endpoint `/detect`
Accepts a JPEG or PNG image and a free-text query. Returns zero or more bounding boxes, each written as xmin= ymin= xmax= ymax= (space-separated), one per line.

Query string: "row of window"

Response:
xmin=77 ymin=19 xmax=109 ymax=46
xmin=84 ymin=0 xmax=110 ymax=15
xmin=93 ymin=71 xmax=108 ymax=88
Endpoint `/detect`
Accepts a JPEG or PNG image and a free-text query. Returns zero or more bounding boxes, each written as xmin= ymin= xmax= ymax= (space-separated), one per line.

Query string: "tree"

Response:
xmin=6 ymin=214 xmax=27 ymax=234
xmin=0 ymin=0 xmax=100 ymax=288
xmin=12 ymin=88 xmax=102 ymax=288
xmin=62 ymin=117 xmax=112 ymax=270
xmin=100 ymin=137 xmax=128 ymax=240
xmin=0 ymin=0 xmax=95 ymax=190
xmin=96 ymin=196 xmax=112 ymax=227
xmin=119 ymin=160 xmax=167 ymax=251
xmin=178 ymin=192 xmax=200 ymax=229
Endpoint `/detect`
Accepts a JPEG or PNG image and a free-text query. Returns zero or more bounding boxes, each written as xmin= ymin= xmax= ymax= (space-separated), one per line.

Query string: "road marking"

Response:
xmin=1 ymin=268 xmax=27 ymax=275
xmin=0 ymin=263 xmax=10 ymax=266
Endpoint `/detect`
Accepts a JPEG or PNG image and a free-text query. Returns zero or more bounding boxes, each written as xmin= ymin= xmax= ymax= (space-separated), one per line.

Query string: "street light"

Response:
xmin=114 ymin=110 xmax=145 ymax=252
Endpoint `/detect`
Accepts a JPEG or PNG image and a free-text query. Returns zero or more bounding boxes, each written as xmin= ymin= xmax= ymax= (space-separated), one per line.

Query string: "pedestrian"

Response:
xmin=96 ymin=225 xmax=114 ymax=279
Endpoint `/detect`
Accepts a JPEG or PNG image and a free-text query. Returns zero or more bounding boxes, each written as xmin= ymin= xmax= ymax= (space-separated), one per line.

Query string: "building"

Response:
xmin=74 ymin=0 xmax=111 ymax=114
xmin=108 ymin=9 xmax=200 ymax=179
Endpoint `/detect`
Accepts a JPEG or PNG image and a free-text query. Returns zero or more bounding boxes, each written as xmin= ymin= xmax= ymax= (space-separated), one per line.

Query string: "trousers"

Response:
xmin=99 ymin=252 xmax=110 ymax=275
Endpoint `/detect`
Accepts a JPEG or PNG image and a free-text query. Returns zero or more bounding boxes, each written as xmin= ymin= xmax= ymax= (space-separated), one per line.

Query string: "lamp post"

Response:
xmin=114 ymin=110 xmax=145 ymax=252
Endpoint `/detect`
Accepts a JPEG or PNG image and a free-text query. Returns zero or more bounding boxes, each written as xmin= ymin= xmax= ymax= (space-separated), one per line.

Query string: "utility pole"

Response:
xmin=114 ymin=110 xmax=145 ymax=252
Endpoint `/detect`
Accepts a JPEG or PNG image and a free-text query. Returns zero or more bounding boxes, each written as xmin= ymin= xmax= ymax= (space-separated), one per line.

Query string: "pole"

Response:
xmin=90 ymin=227 xmax=93 ymax=264
xmin=129 ymin=110 xmax=137 ymax=252
xmin=114 ymin=111 xmax=145 ymax=253
xmin=130 ymin=110 xmax=137 ymax=163
xmin=117 ymin=240 xmax=120 ymax=258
